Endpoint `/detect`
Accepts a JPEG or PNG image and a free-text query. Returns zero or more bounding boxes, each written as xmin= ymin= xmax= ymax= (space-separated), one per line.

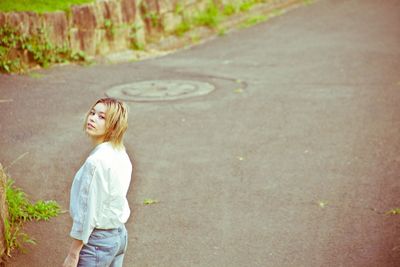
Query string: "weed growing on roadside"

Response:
xmin=103 ymin=19 xmax=116 ymax=39
xmin=223 ymin=3 xmax=238 ymax=16
xmin=172 ymin=0 xmax=273 ymax=38
xmin=140 ymin=1 xmax=162 ymax=31
xmin=147 ymin=12 xmax=161 ymax=28
xmin=303 ymin=0 xmax=314 ymax=5
xmin=239 ymin=1 xmax=253 ymax=12
xmin=1 ymin=164 xmax=61 ymax=258
xmin=173 ymin=0 xmax=226 ymax=37
xmin=194 ymin=2 xmax=221 ymax=28
xmin=174 ymin=20 xmax=192 ymax=37
xmin=174 ymin=2 xmax=184 ymax=16
xmin=241 ymin=15 xmax=269 ymax=28
xmin=129 ymin=24 xmax=145 ymax=50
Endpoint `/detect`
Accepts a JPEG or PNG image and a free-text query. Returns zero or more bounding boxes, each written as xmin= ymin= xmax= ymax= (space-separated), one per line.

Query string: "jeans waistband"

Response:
xmin=93 ymin=225 xmax=125 ymax=233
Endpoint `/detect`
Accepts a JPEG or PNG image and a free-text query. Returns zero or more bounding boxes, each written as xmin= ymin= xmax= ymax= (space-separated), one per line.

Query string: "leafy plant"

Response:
xmin=174 ymin=2 xmax=184 ymax=15
xmin=147 ymin=13 xmax=161 ymax=28
xmin=173 ymin=0 xmax=224 ymax=37
xmin=139 ymin=0 xmax=161 ymax=30
xmin=0 ymin=24 xmax=86 ymax=73
xmin=143 ymin=198 xmax=158 ymax=205
xmin=174 ymin=20 xmax=192 ymax=37
xmin=223 ymin=3 xmax=238 ymax=16
xmin=103 ymin=19 xmax=116 ymax=39
xmin=171 ymin=0 xmax=283 ymax=38
xmin=194 ymin=1 xmax=221 ymax=28
xmin=239 ymin=1 xmax=254 ymax=12
xmin=129 ymin=24 xmax=145 ymax=50
xmin=0 ymin=26 xmax=24 ymax=72
xmin=1 ymin=165 xmax=61 ymax=258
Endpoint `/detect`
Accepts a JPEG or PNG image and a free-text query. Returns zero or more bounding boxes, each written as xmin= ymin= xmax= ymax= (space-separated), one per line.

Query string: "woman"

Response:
xmin=63 ymin=98 xmax=133 ymax=267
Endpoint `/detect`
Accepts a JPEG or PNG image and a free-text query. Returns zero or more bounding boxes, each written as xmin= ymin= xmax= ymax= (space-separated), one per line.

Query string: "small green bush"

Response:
xmin=1 ymin=164 xmax=61 ymax=258
xmin=223 ymin=4 xmax=238 ymax=16
xmin=194 ymin=2 xmax=221 ymax=28
xmin=174 ymin=20 xmax=193 ymax=37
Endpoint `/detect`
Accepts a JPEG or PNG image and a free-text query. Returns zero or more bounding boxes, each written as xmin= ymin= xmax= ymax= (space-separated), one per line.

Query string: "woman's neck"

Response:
xmin=91 ymin=136 xmax=105 ymax=147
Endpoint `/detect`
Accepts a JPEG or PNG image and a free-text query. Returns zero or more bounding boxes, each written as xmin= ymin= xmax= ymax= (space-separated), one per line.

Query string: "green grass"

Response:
xmin=303 ymin=0 xmax=314 ymax=5
xmin=241 ymin=15 xmax=269 ymax=28
xmin=194 ymin=2 xmax=222 ymax=28
xmin=239 ymin=0 xmax=264 ymax=12
xmin=0 ymin=0 xmax=94 ymax=13
xmin=174 ymin=20 xmax=192 ymax=37
xmin=223 ymin=3 xmax=238 ymax=16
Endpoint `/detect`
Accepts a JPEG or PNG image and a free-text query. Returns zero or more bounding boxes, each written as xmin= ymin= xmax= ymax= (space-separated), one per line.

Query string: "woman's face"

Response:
xmin=86 ymin=102 xmax=107 ymax=140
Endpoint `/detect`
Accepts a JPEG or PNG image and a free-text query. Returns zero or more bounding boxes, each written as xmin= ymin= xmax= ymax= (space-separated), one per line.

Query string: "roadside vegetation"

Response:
xmin=0 ymin=0 xmax=94 ymax=13
xmin=0 ymin=164 xmax=61 ymax=261
xmin=0 ymin=0 xmax=315 ymax=73
xmin=173 ymin=0 xmax=291 ymax=37
xmin=0 ymin=25 xmax=87 ymax=73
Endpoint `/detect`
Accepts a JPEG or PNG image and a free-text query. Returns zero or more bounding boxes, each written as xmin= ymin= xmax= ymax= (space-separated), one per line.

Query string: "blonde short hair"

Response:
xmin=84 ymin=98 xmax=129 ymax=148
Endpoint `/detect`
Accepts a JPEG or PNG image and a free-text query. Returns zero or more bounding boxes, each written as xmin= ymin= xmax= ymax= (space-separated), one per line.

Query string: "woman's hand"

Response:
xmin=62 ymin=253 xmax=79 ymax=267
xmin=63 ymin=239 xmax=83 ymax=267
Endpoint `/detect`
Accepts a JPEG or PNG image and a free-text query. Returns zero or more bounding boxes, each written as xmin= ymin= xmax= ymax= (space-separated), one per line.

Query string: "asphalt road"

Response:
xmin=1 ymin=0 xmax=400 ymax=266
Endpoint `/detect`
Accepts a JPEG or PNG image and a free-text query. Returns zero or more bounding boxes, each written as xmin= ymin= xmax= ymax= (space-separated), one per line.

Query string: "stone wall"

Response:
xmin=0 ymin=0 xmax=209 ymax=57
xmin=0 ymin=0 xmax=302 ymax=59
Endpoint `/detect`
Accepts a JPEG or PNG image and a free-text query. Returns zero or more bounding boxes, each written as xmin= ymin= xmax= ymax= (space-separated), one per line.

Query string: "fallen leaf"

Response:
xmin=318 ymin=201 xmax=327 ymax=208
xmin=143 ymin=198 xmax=158 ymax=205
xmin=386 ymin=208 xmax=400 ymax=215
xmin=4 ymin=152 xmax=29 ymax=170
xmin=28 ymin=73 xmax=44 ymax=79
xmin=235 ymin=79 xmax=242 ymax=84
xmin=234 ymin=88 xmax=243 ymax=93
xmin=238 ymin=156 xmax=245 ymax=161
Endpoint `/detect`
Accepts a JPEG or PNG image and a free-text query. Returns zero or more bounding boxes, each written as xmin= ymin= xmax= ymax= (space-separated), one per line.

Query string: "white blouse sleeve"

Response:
xmin=69 ymin=159 xmax=102 ymax=244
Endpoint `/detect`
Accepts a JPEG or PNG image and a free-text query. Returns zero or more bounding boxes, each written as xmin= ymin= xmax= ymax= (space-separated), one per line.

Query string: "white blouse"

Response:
xmin=69 ymin=142 xmax=132 ymax=244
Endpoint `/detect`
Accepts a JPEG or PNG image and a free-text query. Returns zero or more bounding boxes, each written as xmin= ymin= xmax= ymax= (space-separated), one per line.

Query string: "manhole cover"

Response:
xmin=106 ymin=80 xmax=215 ymax=102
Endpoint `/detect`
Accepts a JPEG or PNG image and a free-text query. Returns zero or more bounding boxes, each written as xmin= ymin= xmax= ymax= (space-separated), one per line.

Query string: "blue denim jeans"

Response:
xmin=78 ymin=225 xmax=127 ymax=267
